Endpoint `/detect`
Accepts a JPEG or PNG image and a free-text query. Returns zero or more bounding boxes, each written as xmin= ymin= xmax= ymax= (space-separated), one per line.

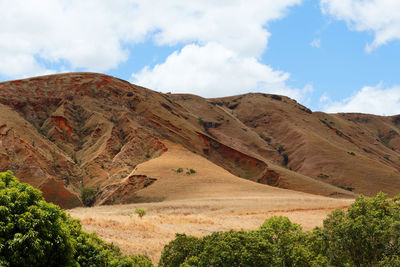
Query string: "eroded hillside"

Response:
xmin=0 ymin=72 xmax=398 ymax=207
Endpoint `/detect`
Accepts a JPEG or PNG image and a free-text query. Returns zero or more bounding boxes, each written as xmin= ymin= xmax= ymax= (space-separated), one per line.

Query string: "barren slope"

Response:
xmin=210 ymin=94 xmax=400 ymax=196
xmin=0 ymin=72 xmax=398 ymax=208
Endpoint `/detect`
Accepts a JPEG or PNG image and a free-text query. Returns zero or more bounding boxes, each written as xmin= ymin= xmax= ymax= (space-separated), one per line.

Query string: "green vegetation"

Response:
xmin=72 ymin=152 xmax=78 ymax=164
xmin=348 ymin=151 xmax=356 ymax=156
xmin=282 ymin=153 xmax=289 ymax=166
xmin=337 ymin=185 xmax=355 ymax=192
xmin=378 ymin=133 xmax=394 ymax=150
xmin=176 ymin=168 xmax=196 ymax=175
xmin=3 ymin=170 xmax=400 ymax=266
xmin=145 ymin=153 xmax=151 ymax=159
xmin=278 ymin=145 xmax=285 ymax=154
xmin=135 ymin=208 xmax=146 ymax=219
xmin=0 ymin=171 xmax=152 ymax=267
xmin=81 ymin=186 xmax=97 ymax=207
xmin=160 ymin=193 xmax=400 ymax=267
xmin=317 ymin=173 xmax=329 ymax=179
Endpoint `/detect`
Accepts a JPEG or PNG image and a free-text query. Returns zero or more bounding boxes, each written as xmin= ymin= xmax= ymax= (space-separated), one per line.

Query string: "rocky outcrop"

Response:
xmin=98 ymin=175 xmax=157 ymax=205
xmin=39 ymin=177 xmax=81 ymax=209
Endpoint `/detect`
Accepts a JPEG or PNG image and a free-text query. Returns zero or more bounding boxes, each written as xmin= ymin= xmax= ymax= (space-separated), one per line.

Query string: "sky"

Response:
xmin=0 ymin=0 xmax=399 ymax=115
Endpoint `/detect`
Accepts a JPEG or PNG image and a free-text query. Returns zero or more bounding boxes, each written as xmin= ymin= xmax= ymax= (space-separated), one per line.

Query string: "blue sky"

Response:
xmin=1 ymin=0 xmax=399 ymax=115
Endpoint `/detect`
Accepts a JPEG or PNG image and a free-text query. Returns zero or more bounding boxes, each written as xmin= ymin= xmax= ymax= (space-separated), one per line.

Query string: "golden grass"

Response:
xmin=69 ymin=142 xmax=353 ymax=264
xmin=69 ymin=196 xmax=352 ymax=264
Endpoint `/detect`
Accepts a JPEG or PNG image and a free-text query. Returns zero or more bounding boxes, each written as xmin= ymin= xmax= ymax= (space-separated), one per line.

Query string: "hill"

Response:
xmin=0 ymin=72 xmax=398 ymax=207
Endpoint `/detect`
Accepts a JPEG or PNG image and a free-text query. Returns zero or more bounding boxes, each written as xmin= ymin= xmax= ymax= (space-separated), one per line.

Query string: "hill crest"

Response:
xmin=0 ymin=72 xmax=398 ymax=207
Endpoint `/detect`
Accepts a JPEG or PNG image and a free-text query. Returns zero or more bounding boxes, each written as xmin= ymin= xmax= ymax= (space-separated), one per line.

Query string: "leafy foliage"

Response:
xmin=81 ymin=186 xmax=97 ymax=207
xmin=159 ymin=216 xmax=325 ymax=267
xmin=135 ymin=208 xmax=146 ymax=218
xmin=322 ymin=192 xmax=400 ymax=266
xmin=0 ymin=171 xmax=153 ymax=267
xmin=160 ymin=193 xmax=400 ymax=267
xmin=0 ymin=171 xmax=74 ymax=266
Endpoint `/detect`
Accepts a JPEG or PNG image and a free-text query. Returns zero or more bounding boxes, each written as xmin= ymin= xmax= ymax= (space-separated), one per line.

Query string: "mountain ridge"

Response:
xmin=0 ymin=72 xmax=398 ymax=208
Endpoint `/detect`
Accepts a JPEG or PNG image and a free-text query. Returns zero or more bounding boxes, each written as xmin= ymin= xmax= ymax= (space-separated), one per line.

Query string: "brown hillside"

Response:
xmin=0 ymin=72 xmax=398 ymax=207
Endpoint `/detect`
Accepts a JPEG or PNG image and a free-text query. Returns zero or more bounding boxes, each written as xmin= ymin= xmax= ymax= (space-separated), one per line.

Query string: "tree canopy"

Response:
xmin=160 ymin=192 xmax=400 ymax=267
xmin=0 ymin=171 xmax=152 ymax=267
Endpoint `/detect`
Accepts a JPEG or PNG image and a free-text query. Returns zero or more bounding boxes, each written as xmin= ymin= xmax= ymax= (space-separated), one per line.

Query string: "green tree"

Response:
xmin=81 ymin=186 xmax=97 ymax=207
xmin=159 ymin=216 xmax=326 ymax=267
xmin=159 ymin=234 xmax=201 ymax=267
xmin=0 ymin=171 xmax=75 ymax=266
xmin=135 ymin=208 xmax=146 ymax=218
xmin=322 ymin=192 xmax=400 ymax=267
xmin=0 ymin=171 xmax=153 ymax=267
xmin=258 ymin=216 xmax=327 ymax=267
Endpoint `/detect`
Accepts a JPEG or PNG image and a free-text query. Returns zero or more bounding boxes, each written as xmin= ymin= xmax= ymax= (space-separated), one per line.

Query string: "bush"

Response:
xmin=81 ymin=186 xmax=97 ymax=207
xmin=159 ymin=216 xmax=325 ymax=267
xmin=282 ymin=154 xmax=289 ymax=166
xmin=322 ymin=192 xmax=400 ymax=266
xmin=0 ymin=171 xmax=75 ymax=266
xmin=158 ymin=234 xmax=200 ymax=267
xmin=160 ymin=193 xmax=400 ymax=267
xmin=0 ymin=171 xmax=153 ymax=267
xmin=135 ymin=208 xmax=146 ymax=218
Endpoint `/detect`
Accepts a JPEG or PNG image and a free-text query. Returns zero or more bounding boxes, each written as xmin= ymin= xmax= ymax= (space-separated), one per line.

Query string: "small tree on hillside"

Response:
xmin=81 ymin=186 xmax=97 ymax=207
xmin=135 ymin=208 xmax=146 ymax=218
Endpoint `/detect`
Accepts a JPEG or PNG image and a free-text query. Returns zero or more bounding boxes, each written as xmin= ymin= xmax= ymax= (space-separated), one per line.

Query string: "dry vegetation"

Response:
xmin=69 ymin=196 xmax=352 ymax=263
xmin=70 ymin=141 xmax=353 ymax=263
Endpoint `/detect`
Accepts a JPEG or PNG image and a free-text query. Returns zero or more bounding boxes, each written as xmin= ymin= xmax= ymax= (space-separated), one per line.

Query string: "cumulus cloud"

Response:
xmin=132 ymin=42 xmax=312 ymax=101
xmin=129 ymin=1 xmax=312 ymax=100
xmin=320 ymin=0 xmax=400 ymax=52
xmin=0 ymin=0 xmax=313 ymax=102
xmin=0 ymin=0 xmax=300 ymax=75
xmin=321 ymin=84 xmax=400 ymax=115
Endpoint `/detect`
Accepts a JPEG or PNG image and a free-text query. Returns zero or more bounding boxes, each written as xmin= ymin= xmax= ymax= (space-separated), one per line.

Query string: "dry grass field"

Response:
xmin=69 ymin=197 xmax=352 ymax=264
xmin=69 ymin=142 xmax=353 ymax=264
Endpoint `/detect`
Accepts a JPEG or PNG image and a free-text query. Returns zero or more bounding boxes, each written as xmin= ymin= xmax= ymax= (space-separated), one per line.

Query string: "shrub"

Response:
xmin=160 ymin=193 xmax=400 ymax=267
xmin=159 ymin=234 xmax=201 ymax=267
xmin=176 ymin=168 xmax=183 ymax=173
xmin=189 ymin=169 xmax=196 ymax=174
xmin=337 ymin=185 xmax=354 ymax=192
xmin=0 ymin=171 xmax=75 ymax=266
xmin=322 ymin=192 xmax=400 ymax=266
xmin=0 ymin=171 xmax=153 ymax=267
xmin=159 ymin=216 xmax=325 ymax=267
xmin=135 ymin=208 xmax=146 ymax=218
xmin=81 ymin=186 xmax=97 ymax=207
xmin=282 ymin=154 xmax=289 ymax=166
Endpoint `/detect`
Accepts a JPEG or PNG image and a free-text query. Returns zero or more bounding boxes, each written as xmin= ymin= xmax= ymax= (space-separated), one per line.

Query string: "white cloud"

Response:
xmin=320 ymin=0 xmax=400 ymax=52
xmin=321 ymin=84 xmax=400 ymax=115
xmin=310 ymin=38 xmax=321 ymax=48
xmin=132 ymin=42 xmax=312 ymax=101
xmin=0 ymin=0 xmax=313 ymax=102
xmin=319 ymin=92 xmax=329 ymax=103
xmin=129 ymin=1 xmax=313 ymax=101
xmin=0 ymin=0 xmax=301 ymax=76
